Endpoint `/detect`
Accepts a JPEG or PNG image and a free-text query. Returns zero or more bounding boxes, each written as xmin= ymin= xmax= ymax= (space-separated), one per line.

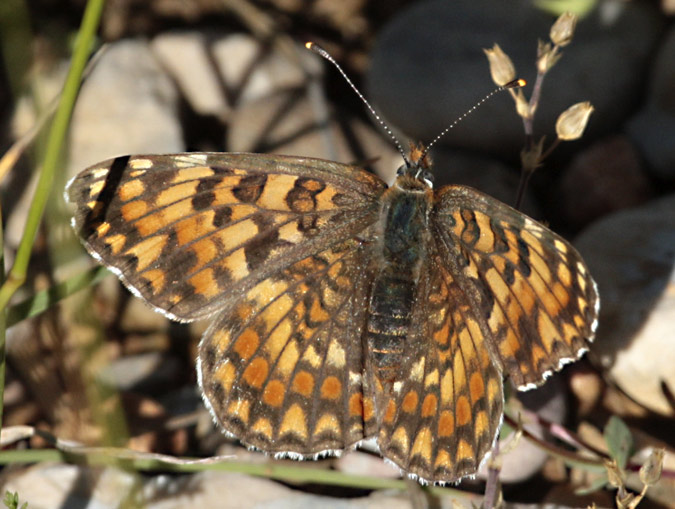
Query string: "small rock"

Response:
xmin=227 ymin=88 xmax=400 ymax=181
xmin=152 ymin=31 xmax=230 ymax=118
xmin=1 ymin=464 xmax=137 ymax=509
xmin=69 ymin=39 xmax=183 ymax=176
xmin=213 ymin=34 xmax=322 ymax=107
xmin=99 ymin=352 xmax=181 ymax=393
xmin=575 ymin=194 xmax=675 ymax=416
xmin=627 ymin=28 xmax=675 ymax=181
xmin=627 ymin=108 xmax=675 ymax=181
xmin=626 ymin=25 xmax=675 ymax=180
xmin=568 ymin=367 xmax=603 ymax=417
xmin=336 ymin=448 xmax=402 ymax=479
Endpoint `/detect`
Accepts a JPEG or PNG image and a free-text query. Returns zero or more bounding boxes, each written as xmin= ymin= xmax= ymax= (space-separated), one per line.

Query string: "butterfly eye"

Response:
xmin=395 ymin=164 xmax=410 ymax=177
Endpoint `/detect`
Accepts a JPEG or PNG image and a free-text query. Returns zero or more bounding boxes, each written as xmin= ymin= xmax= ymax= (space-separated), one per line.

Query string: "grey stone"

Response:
xmin=575 ymin=194 xmax=675 ymax=416
xmin=152 ymin=31 xmax=231 ymax=118
xmin=626 ymin=25 xmax=675 ymax=180
xmin=213 ymin=34 xmax=322 ymax=107
xmin=98 ymin=352 xmax=181 ymax=393
xmin=227 ymin=88 xmax=401 ymax=182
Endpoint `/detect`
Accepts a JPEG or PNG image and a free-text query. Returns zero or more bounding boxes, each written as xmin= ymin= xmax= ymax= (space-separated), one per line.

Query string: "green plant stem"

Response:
xmin=6 ymin=266 xmax=109 ymax=327
xmin=0 ymin=0 xmax=105 ymax=313
xmin=513 ymin=169 xmax=533 ymax=211
xmin=0 ymin=448 xmax=477 ymax=498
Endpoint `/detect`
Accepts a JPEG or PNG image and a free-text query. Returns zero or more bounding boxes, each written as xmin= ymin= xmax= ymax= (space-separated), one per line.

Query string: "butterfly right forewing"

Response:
xmin=66 ymin=153 xmax=387 ymax=322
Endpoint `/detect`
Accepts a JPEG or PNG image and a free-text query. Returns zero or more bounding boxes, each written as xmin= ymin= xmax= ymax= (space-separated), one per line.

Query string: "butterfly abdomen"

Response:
xmin=367 ymin=177 xmax=432 ymax=385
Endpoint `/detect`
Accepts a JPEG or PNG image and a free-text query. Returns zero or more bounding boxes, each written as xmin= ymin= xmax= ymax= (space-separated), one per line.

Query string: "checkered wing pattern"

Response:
xmin=198 ymin=236 xmax=379 ymax=455
xmin=376 ymin=250 xmax=504 ymax=481
xmin=66 ymin=153 xmax=385 ymax=322
xmin=433 ymin=185 xmax=599 ymax=390
xmin=67 ymin=148 xmax=599 ymax=484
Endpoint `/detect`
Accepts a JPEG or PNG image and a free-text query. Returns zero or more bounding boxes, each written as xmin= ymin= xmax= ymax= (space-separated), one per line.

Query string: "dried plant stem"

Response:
xmin=483 ymin=440 xmax=501 ymax=509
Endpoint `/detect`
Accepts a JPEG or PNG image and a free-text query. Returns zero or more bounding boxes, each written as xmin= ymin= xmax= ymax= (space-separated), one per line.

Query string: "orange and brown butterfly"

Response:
xmin=65 ymin=47 xmax=599 ymax=484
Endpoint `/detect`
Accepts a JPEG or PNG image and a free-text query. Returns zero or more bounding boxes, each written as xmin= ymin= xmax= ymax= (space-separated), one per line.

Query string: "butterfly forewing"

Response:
xmin=433 ymin=185 xmax=599 ymax=389
xmin=66 ymin=153 xmax=386 ymax=322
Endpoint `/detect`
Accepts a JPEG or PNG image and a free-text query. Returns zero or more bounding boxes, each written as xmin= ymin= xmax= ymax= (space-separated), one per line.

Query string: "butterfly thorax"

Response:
xmin=367 ymin=174 xmax=433 ymax=389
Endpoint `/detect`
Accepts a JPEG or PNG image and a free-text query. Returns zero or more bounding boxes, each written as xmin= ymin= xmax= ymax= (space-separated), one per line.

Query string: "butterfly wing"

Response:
xmin=198 ymin=236 xmax=380 ymax=455
xmin=375 ymin=246 xmax=503 ymax=482
xmin=432 ymin=185 xmax=599 ymax=389
xmin=66 ymin=153 xmax=386 ymax=321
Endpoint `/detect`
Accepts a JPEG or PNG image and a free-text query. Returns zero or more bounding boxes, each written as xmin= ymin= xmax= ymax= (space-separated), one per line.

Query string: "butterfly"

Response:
xmin=66 ymin=137 xmax=599 ymax=483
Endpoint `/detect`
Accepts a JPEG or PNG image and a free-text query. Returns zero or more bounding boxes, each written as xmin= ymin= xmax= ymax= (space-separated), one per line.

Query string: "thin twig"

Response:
xmin=483 ymin=439 xmax=501 ymax=509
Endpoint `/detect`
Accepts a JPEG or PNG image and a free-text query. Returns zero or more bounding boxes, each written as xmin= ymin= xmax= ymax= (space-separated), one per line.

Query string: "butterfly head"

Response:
xmin=396 ymin=142 xmax=434 ymax=189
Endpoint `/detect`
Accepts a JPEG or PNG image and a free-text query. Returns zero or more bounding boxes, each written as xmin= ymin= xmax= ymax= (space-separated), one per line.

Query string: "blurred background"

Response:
xmin=0 ymin=0 xmax=673 ymax=507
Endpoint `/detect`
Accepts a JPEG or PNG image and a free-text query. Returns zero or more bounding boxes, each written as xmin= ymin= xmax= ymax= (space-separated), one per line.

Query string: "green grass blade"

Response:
xmin=0 ymin=0 xmax=105 ymax=313
xmin=6 ymin=266 xmax=109 ymax=327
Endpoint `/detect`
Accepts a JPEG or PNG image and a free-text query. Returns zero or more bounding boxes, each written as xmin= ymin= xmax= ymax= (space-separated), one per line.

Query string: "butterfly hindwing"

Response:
xmin=376 ymin=244 xmax=503 ymax=481
xmin=198 ymin=236 xmax=379 ymax=455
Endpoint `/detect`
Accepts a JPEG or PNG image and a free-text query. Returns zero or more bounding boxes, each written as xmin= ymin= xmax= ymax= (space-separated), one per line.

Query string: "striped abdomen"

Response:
xmin=366 ymin=177 xmax=432 ymax=386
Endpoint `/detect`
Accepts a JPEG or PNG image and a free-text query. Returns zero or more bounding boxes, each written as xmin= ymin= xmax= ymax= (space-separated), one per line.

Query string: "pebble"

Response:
xmin=575 ymin=194 xmax=675 ymax=416
xmin=559 ymin=135 xmax=653 ymax=227
xmin=69 ymin=39 xmax=183 ymax=175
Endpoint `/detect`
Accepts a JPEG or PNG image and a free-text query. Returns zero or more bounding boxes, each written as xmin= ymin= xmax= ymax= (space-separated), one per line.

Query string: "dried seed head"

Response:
xmin=605 ymin=459 xmax=625 ymax=488
xmin=556 ymin=101 xmax=594 ymax=140
xmin=536 ymin=40 xmax=562 ymax=74
xmin=550 ymin=12 xmax=578 ymax=47
xmin=515 ymin=90 xmax=531 ymax=119
xmin=483 ymin=44 xmax=516 ymax=86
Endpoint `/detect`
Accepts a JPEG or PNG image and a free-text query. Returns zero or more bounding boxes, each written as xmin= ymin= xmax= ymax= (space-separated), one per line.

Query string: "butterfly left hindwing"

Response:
xmin=198 ymin=235 xmax=380 ymax=455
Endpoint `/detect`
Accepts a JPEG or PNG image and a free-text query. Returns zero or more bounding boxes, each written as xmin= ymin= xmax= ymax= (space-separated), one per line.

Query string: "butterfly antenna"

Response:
xmin=420 ymin=78 xmax=526 ymax=161
xmin=306 ymin=42 xmax=411 ymax=167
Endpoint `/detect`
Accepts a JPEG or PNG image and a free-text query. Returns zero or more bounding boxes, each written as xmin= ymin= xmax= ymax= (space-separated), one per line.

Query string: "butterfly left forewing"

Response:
xmin=66 ymin=153 xmax=386 ymax=322
xmin=432 ymin=185 xmax=599 ymax=389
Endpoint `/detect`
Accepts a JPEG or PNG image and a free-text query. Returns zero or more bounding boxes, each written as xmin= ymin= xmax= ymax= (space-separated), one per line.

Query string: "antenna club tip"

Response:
xmin=306 ymin=41 xmax=326 ymax=55
xmin=503 ymin=78 xmax=526 ymax=89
